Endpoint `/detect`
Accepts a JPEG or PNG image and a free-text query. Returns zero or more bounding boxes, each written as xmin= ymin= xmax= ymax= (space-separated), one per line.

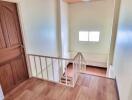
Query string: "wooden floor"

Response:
xmin=5 ymin=74 xmax=118 ymax=100
xmin=84 ymin=66 xmax=107 ymax=77
xmin=66 ymin=64 xmax=107 ymax=78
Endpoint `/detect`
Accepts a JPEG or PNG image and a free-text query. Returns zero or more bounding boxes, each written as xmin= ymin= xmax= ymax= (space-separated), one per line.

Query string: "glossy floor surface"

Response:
xmin=84 ymin=66 xmax=107 ymax=77
xmin=5 ymin=74 xmax=118 ymax=100
xmin=66 ymin=64 xmax=107 ymax=78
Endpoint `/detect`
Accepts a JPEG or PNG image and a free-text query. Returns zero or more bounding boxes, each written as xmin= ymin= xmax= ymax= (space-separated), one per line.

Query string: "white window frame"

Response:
xmin=79 ymin=31 xmax=100 ymax=42
xmin=79 ymin=31 xmax=89 ymax=42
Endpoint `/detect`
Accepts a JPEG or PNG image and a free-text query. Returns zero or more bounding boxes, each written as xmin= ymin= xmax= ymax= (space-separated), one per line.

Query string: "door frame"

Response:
xmin=1 ymin=0 xmax=32 ymax=77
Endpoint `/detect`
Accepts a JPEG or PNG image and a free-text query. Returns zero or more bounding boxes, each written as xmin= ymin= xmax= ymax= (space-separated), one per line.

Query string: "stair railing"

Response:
xmin=72 ymin=52 xmax=87 ymax=86
xmin=27 ymin=52 xmax=86 ymax=87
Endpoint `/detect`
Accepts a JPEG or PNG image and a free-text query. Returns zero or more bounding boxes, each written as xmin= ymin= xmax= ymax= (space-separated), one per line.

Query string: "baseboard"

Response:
xmin=86 ymin=65 xmax=107 ymax=69
xmin=107 ymin=65 xmax=116 ymax=79
xmin=115 ymin=78 xmax=120 ymax=100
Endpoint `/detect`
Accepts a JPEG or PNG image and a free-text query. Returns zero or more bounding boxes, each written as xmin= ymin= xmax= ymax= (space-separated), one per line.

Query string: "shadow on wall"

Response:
xmin=128 ymin=84 xmax=132 ymax=100
xmin=70 ymin=52 xmax=108 ymax=68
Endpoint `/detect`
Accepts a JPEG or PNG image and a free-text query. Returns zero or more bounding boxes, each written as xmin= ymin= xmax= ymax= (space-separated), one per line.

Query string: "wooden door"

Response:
xmin=0 ymin=1 xmax=29 ymax=94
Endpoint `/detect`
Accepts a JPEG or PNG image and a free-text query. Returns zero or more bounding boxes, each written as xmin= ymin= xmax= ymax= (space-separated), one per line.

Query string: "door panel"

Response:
xmin=1 ymin=2 xmax=20 ymax=46
xmin=0 ymin=22 xmax=6 ymax=48
xmin=0 ymin=1 xmax=29 ymax=94
xmin=11 ymin=55 xmax=28 ymax=84
xmin=0 ymin=8 xmax=6 ymax=49
xmin=0 ymin=64 xmax=14 ymax=94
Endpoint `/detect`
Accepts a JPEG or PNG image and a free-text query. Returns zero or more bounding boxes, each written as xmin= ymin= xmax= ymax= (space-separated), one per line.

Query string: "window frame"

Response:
xmin=78 ymin=31 xmax=100 ymax=42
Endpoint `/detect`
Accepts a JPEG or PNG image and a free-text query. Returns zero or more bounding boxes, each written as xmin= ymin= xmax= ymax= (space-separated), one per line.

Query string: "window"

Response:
xmin=79 ymin=31 xmax=89 ymax=41
xmin=89 ymin=31 xmax=100 ymax=42
xmin=79 ymin=31 xmax=100 ymax=42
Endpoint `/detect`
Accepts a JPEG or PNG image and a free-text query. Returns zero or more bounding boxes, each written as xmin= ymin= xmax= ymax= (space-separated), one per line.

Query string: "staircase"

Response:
xmin=60 ymin=63 xmax=73 ymax=85
xmin=27 ymin=52 xmax=86 ymax=87
xmin=61 ymin=76 xmax=72 ymax=85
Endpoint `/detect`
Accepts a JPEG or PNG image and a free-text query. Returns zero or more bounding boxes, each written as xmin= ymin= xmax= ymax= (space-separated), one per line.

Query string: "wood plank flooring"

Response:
xmin=84 ymin=66 xmax=107 ymax=77
xmin=5 ymin=74 xmax=118 ymax=100
xmin=66 ymin=64 xmax=107 ymax=78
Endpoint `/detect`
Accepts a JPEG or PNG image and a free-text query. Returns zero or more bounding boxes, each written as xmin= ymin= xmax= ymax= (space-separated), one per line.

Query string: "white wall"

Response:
xmin=18 ymin=0 xmax=70 ymax=81
xmin=19 ymin=0 xmax=59 ymax=57
xmin=69 ymin=0 xmax=114 ymax=67
xmin=113 ymin=0 xmax=132 ymax=99
xmin=60 ymin=0 xmax=70 ymax=58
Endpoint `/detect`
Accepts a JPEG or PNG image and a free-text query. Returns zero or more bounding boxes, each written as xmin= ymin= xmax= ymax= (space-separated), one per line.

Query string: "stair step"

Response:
xmin=60 ymin=75 xmax=72 ymax=85
xmin=61 ymin=80 xmax=71 ymax=84
xmin=61 ymin=77 xmax=72 ymax=81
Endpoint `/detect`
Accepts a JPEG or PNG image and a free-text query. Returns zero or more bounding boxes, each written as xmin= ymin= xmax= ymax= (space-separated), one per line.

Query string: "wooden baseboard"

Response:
xmin=86 ymin=65 xmax=107 ymax=69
